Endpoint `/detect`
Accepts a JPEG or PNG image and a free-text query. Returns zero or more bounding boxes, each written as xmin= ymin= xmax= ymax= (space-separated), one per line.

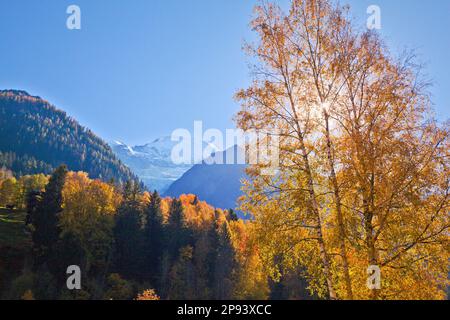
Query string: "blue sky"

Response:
xmin=0 ymin=0 xmax=448 ymax=145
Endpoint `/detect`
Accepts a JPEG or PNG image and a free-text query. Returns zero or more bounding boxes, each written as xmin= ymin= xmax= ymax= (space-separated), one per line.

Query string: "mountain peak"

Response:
xmin=0 ymin=89 xmax=36 ymax=98
xmin=151 ymin=136 xmax=172 ymax=144
xmin=110 ymin=137 xmax=193 ymax=193
xmin=111 ymin=140 xmax=126 ymax=146
xmin=0 ymin=91 xmax=138 ymax=184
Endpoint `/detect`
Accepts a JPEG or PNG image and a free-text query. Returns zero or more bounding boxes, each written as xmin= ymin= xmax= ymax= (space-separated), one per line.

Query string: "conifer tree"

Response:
xmin=31 ymin=165 xmax=68 ymax=267
xmin=204 ymin=220 xmax=220 ymax=297
xmin=167 ymin=199 xmax=191 ymax=260
xmin=228 ymin=209 xmax=239 ymax=222
xmin=143 ymin=191 xmax=165 ymax=289
xmin=25 ymin=190 xmax=43 ymax=226
xmin=168 ymin=246 xmax=196 ymax=300
xmin=113 ymin=181 xmax=144 ymax=280
xmin=214 ymin=221 xmax=236 ymax=299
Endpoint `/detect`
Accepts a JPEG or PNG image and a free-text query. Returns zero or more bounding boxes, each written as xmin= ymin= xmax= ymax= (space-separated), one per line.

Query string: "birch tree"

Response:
xmin=237 ymin=0 xmax=449 ymax=299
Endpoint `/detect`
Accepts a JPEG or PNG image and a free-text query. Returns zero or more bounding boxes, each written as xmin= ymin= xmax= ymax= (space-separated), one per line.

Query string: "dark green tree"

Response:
xmin=143 ymin=191 xmax=165 ymax=289
xmin=31 ymin=165 xmax=68 ymax=268
xmin=214 ymin=221 xmax=237 ymax=300
xmin=227 ymin=209 xmax=239 ymax=221
xmin=167 ymin=199 xmax=191 ymax=261
xmin=54 ymin=232 xmax=87 ymax=289
xmin=113 ymin=182 xmax=144 ymax=280
xmin=168 ymin=246 xmax=196 ymax=300
xmin=0 ymin=90 xmax=139 ymax=184
xmin=205 ymin=220 xmax=220 ymax=294
xmin=122 ymin=180 xmax=141 ymax=203
xmin=25 ymin=190 xmax=43 ymax=226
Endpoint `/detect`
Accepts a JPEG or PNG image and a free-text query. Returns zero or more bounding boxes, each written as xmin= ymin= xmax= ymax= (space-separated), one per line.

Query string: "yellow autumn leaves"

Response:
xmin=236 ymin=0 xmax=449 ymax=300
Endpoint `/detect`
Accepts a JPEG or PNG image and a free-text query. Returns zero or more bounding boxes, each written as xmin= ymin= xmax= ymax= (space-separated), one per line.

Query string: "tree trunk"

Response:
xmin=299 ymin=135 xmax=337 ymax=300
xmin=363 ymin=179 xmax=380 ymax=300
xmin=323 ymin=110 xmax=354 ymax=300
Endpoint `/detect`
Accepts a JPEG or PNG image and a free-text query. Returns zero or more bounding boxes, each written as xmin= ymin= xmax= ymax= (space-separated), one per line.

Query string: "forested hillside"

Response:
xmin=0 ymin=168 xmax=308 ymax=300
xmin=0 ymin=90 xmax=138 ymax=184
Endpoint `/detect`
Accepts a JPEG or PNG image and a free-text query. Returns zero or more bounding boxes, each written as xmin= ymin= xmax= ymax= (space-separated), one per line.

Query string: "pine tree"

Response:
xmin=167 ymin=199 xmax=191 ymax=260
xmin=113 ymin=182 xmax=144 ymax=280
xmin=214 ymin=221 xmax=236 ymax=299
xmin=122 ymin=180 xmax=141 ymax=203
xmin=54 ymin=232 xmax=87 ymax=288
xmin=31 ymin=165 xmax=68 ymax=268
xmin=206 ymin=220 xmax=220 ymax=296
xmin=25 ymin=190 xmax=42 ymax=226
xmin=143 ymin=191 xmax=165 ymax=289
xmin=227 ymin=209 xmax=239 ymax=222
xmin=168 ymin=246 xmax=196 ymax=299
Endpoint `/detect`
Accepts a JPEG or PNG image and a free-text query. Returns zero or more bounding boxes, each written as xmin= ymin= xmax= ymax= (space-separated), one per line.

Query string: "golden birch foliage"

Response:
xmin=60 ymin=172 xmax=119 ymax=232
xmin=59 ymin=172 xmax=121 ymax=269
xmin=229 ymin=220 xmax=270 ymax=300
xmin=0 ymin=177 xmax=18 ymax=206
xmin=236 ymin=0 xmax=449 ymax=300
xmin=240 ymin=173 xmax=331 ymax=298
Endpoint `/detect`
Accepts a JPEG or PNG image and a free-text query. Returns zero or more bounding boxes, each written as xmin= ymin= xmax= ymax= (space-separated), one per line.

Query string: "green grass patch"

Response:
xmin=0 ymin=208 xmax=30 ymax=248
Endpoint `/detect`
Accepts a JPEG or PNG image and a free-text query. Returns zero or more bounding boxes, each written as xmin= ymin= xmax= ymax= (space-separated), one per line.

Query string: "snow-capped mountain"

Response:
xmin=110 ymin=137 xmax=193 ymax=193
xmin=112 ymin=138 xmax=250 ymax=216
xmin=164 ymin=146 xmax=249 ymax=217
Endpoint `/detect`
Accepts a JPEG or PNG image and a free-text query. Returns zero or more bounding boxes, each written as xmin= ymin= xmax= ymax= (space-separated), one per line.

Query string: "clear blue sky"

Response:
xmin=0 ymin=0 xmax=448 ymax=145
